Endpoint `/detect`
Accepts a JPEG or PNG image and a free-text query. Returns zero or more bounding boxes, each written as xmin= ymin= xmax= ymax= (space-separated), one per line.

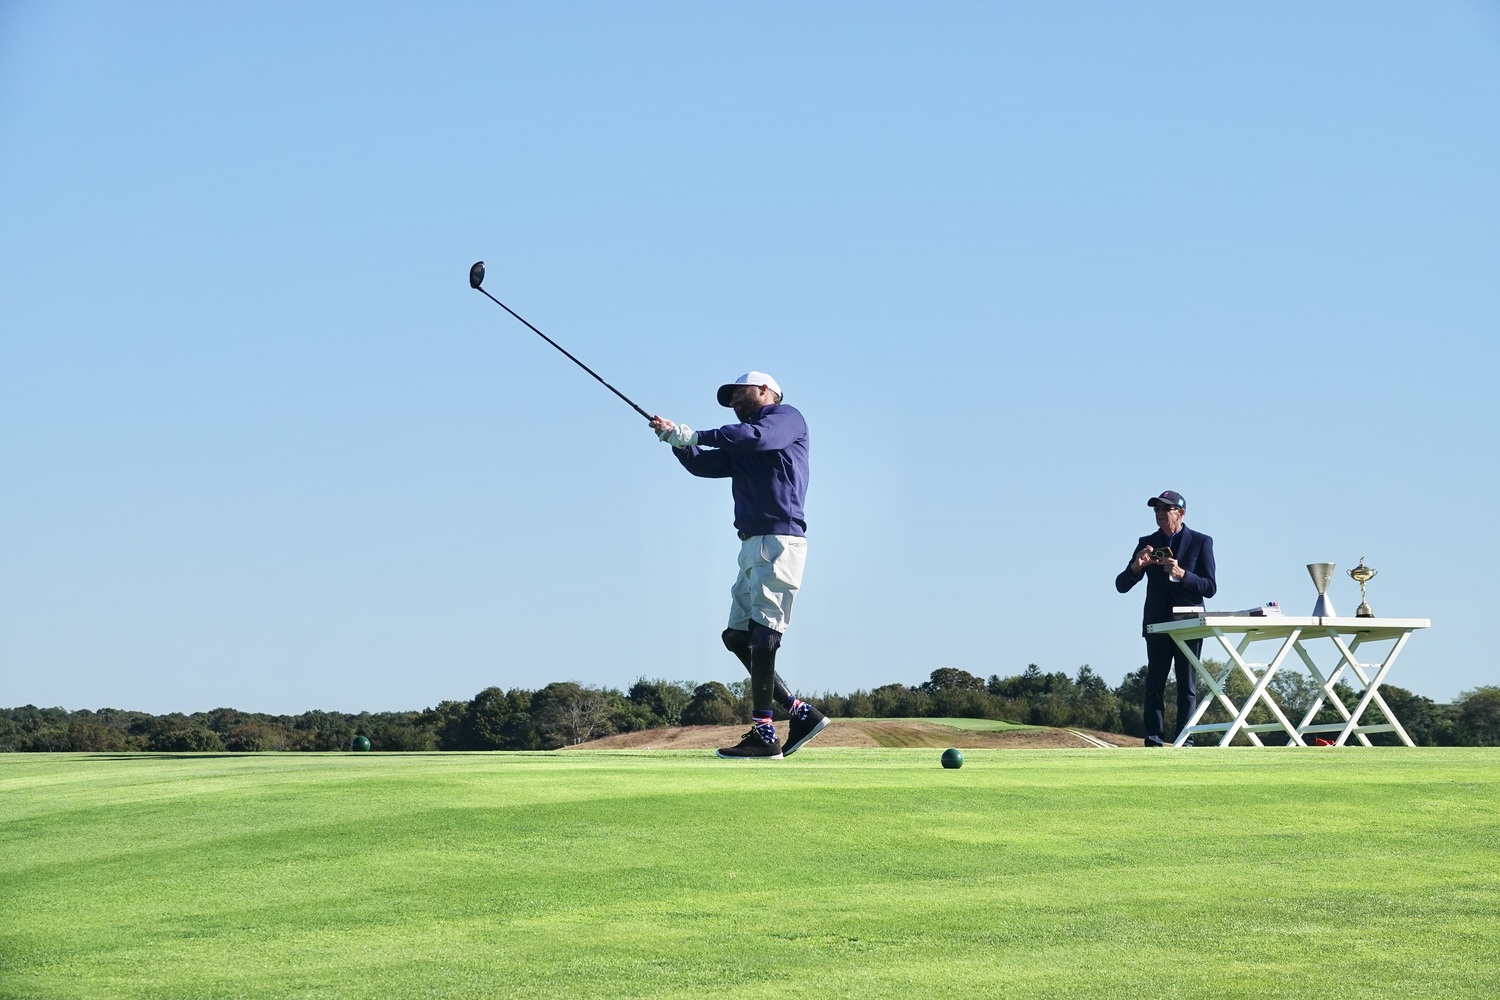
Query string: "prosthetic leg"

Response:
xmin=715 ymin=622 xmax=785 ymax=759
xmin=721 ymin=626 xmax=793 ymax=709
xmin=721 ymin=624 xmax=828 ymax=756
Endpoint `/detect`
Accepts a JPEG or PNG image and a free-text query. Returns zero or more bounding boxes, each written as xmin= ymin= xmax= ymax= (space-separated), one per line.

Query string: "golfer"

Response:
xmin=650 ymin=372 xmax=828 ymax=759
xmin=1115 ymin=490 xmax=1217 ymax=747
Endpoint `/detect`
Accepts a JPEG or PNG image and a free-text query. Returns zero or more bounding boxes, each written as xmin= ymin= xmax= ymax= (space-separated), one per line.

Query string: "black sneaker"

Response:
xmin=782 ymin=707 xmax=828 ymax=757
xmin=716 ymin=726 xmax=784 ymax=760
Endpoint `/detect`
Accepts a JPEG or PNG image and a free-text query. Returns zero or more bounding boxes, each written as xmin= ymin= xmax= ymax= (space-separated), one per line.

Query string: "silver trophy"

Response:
xmin=1348 ymin=557 xmax=1378 ymax=618
xmin=1307 ymin=562 xmax=1336 ymax=617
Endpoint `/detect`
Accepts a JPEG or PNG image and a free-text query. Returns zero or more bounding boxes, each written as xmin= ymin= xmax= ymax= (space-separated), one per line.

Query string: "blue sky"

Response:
xmin=3 ymin=2 xmax=1497 ymax=715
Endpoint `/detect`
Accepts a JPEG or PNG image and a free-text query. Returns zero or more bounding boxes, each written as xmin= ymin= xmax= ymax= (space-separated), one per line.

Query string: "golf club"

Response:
xmin=468 ymin=261 xmax=653 ymax=422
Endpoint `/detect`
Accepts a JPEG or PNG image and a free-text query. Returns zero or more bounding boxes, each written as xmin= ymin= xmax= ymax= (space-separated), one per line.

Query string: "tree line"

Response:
xmin=4 ymin=665 xmax=1498 ymax=752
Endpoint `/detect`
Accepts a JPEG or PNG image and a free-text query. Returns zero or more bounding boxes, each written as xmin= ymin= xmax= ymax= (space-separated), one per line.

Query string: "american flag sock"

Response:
xmin=753 ymin=711 xmax=775 ymax=743
xmin=786 ymin=697 xmax=809 ymax=720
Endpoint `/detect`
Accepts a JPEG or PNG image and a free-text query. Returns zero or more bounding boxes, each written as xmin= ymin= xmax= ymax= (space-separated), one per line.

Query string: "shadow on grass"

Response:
xmin=81 ymin=753 xmax=251 ymax=761
xmin=79 ymin=752 xmax=463 ymax=762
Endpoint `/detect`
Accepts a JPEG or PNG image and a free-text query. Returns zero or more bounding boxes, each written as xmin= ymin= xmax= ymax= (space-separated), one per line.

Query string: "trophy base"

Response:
xmin=1356 ymin=601 xmax=1374 ymax=618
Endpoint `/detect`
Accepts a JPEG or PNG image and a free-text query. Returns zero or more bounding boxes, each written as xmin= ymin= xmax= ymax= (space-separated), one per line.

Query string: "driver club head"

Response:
xmin=464 ymin=261 xmax=655 ymax=422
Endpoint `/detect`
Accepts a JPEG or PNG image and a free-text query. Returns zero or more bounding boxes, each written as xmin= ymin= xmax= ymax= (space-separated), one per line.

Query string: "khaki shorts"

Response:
xmin=728 ymin=534 xmax=807 ymax=634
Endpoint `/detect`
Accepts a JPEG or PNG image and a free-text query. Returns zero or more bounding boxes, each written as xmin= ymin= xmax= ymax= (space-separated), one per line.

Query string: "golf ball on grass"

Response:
xmin=940 ymin=748 xmax=963 ymax=769
xmin=351 ymin=736 xmax=371 ymax=751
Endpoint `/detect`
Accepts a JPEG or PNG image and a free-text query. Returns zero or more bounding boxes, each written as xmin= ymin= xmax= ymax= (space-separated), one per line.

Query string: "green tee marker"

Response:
xmin=940 ymin=748 xmax=963 ymax=769
xmin=351 ymin=736 xmax=371 ymax=752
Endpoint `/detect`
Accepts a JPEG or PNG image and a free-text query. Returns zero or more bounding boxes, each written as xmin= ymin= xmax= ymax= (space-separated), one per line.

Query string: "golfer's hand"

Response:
xmin=650 ymin=416 xmax=675 ymax=442
xmin=664 ymin=424 xmax=697 ymax=449
xmin=1130 ymin=546 xmax=1154 ymax=574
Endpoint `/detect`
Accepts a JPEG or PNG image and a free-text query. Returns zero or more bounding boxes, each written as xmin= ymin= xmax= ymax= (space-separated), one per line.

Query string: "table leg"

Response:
xmin=1170 ymin=632 xmax=1240 ymax=746
xmin=1218 ymin=629 xmax=1306 ymax=746
xmin=1292 ymin=635 xmax=1372 ymax=747
xmin=1329 ymin=632 xmax=1416 ymax=747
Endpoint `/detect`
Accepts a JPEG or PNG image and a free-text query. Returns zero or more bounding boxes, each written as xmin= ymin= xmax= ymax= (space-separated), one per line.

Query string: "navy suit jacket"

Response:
xmin=1115 ymin=524 xmax=1217 ymax=637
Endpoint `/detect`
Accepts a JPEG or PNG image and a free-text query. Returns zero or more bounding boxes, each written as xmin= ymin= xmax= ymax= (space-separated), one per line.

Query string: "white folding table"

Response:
xmin=1144 ymin=615 xmax=1431 ymax=748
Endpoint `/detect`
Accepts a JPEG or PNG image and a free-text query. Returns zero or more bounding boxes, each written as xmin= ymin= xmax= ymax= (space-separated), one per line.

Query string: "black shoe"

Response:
xmin=716 ymin=727 xmax=784 ymax=759
xmin=782 ymin=707 xmax=828 ymax=757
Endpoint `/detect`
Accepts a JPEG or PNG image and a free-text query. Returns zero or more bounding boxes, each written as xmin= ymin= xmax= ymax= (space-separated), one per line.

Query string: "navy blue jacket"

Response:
xmin=1115 ymin=524 xmax=1217 ymax=636
xmin=672 ymin=403 xmax=809 ymax=537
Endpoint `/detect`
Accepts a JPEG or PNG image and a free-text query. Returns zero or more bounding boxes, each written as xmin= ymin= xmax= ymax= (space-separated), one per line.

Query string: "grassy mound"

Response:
xmin=574 ymin=717 xmax=1130 ymax=750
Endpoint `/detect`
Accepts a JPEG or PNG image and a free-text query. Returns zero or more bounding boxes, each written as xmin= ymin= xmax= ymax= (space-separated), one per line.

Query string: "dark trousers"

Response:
xmin=1143 ymin=633 xmax=1201 ymax=746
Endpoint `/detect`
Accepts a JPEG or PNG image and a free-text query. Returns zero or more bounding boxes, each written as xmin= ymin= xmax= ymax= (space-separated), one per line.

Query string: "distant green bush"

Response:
xmin=680 ymin=682 xmax=742 ymax=727
xmin=148 ymin=727 xmax=225 ymax=752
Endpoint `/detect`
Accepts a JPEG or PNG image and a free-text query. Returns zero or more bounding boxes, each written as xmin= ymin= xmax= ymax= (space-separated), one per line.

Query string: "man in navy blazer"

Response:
xmin=1115 ymin=490 xmax=1217 ymax=746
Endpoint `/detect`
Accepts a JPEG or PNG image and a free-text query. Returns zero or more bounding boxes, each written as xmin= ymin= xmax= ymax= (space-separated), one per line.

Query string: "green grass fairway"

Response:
xmin=4 ymin=750 xmax=1498 ymax=999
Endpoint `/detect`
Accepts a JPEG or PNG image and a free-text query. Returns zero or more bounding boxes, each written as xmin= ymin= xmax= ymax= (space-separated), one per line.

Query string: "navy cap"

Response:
xmin=1148 ymin=490 xmax=1185 ymax=510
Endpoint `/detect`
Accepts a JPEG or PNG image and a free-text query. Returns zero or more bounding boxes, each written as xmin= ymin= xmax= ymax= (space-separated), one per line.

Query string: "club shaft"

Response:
xmin=475 ymin=286 xmax=653 ymax=421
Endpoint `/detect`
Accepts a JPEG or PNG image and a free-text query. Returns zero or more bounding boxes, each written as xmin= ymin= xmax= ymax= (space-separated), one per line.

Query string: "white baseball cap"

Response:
xmin=717 ymin=371 xmax=783 ymax=407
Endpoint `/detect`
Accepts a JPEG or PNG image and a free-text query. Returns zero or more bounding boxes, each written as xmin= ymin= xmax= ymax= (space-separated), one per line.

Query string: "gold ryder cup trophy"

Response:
xmin=1349 ymin=557 xmax=1378 ymax=618
xmin=1307 ymin=562 xmax=1336 ymax=617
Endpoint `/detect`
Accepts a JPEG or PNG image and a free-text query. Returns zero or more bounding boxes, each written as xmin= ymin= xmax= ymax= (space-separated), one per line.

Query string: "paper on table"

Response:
xmin=1176 ymin=603 xmax=1283 ymax=617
